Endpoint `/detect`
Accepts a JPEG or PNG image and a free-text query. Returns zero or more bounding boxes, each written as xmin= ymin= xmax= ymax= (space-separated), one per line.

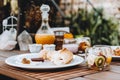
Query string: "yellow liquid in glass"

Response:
xmin=106 ymin=57 xmax=112 ymax=64
xmin=35 ymin=34 xmax=55 ymax=44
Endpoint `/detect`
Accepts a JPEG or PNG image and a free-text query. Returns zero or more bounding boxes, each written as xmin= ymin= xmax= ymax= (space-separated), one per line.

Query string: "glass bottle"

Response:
xmin=35 ymin=4 xmax=55 ymax=45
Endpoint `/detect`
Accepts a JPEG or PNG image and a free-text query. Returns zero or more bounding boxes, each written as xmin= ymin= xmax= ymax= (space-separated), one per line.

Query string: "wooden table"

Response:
xmin=0 ymin=50 xmax=120 ymax=80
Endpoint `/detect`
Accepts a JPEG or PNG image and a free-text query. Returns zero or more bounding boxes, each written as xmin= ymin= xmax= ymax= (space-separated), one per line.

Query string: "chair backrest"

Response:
xmin=2 ymin=15 xmax=17 ymax=31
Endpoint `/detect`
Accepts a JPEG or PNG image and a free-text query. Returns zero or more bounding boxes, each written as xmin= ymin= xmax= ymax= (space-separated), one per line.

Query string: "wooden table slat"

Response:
xmin=48 ymin=70 xmax=98 ymax=80
xmin=0 ymin=67 xmax=37 ymax=80
xmin=35 ymin=69 xmax=88 ymax=79
xmin=0 ymin=62 xmax=98 ymax=80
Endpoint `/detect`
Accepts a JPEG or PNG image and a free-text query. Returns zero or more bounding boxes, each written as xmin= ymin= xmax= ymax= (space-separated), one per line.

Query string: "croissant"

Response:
xmin=39 ymin=48 xmax=73 ymax=65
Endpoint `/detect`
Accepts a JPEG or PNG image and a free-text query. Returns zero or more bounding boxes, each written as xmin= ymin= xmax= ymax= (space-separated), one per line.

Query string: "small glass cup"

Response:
xmin=54 ymin=31 xmax=66 ymax=50
xmin=86 ymin=46 xmax=112 ymax=71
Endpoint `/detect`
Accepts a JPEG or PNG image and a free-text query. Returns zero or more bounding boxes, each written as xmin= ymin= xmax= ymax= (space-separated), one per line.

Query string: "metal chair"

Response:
xmin=2 ymin=15 xmax=17 ymax=32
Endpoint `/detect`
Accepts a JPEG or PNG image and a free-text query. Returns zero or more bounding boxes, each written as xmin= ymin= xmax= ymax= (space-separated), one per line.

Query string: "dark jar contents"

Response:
xmin=54 ymin=31 xmax=65 ymax=50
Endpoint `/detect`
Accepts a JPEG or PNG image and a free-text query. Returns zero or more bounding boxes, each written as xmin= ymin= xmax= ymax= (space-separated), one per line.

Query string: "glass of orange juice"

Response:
xmin=86 ymin=46 xmax=112 ymax=71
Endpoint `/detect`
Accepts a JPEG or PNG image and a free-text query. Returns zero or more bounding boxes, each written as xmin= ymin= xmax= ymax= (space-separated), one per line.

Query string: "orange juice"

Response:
xmin=106 ymin=57 xmax=112 ymax=64
xmin=35 ymin=34 xmax=55 ymax=44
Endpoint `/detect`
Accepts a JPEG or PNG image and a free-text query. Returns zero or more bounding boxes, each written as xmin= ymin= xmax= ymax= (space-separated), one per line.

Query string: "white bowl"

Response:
xmin=63 ymin=44 xmax=79 ymax=53
xmin=29 ymin=44 xmax=42 ymax=53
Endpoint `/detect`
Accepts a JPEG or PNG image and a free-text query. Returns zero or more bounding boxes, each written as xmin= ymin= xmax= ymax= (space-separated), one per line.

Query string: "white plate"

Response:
xmin=5 ymin=53 xmax=84 ymax=70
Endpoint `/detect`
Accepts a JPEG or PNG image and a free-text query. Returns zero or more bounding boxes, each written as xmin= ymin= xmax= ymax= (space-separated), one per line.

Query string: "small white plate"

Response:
xmin=5 ymin=53 xmax=84 ymax=70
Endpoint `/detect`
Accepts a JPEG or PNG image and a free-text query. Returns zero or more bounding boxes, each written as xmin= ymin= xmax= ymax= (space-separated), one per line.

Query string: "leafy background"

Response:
xmin=63 ymin=8 xmax=120 ymax=46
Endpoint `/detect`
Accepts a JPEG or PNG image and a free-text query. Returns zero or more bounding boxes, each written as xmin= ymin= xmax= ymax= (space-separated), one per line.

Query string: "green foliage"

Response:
xmin=70 ymin=8 xmax=119 ymax=45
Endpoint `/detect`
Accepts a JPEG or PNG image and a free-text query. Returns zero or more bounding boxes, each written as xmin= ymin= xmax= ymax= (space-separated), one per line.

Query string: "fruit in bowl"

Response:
xmin=113 ymin=47 xmax=120 ymax=56
xmin=63 ymin=33 xmax=76 ymax=44
xmin=86 ymin=47 xmax=112 ymax=71
xmin=64 ymin=33 xmax=74 ymax=39
xmin=76 ymin=37 xmax=91 ymax=52
xmin=94 ymin=55 xmax=106 ymax=68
